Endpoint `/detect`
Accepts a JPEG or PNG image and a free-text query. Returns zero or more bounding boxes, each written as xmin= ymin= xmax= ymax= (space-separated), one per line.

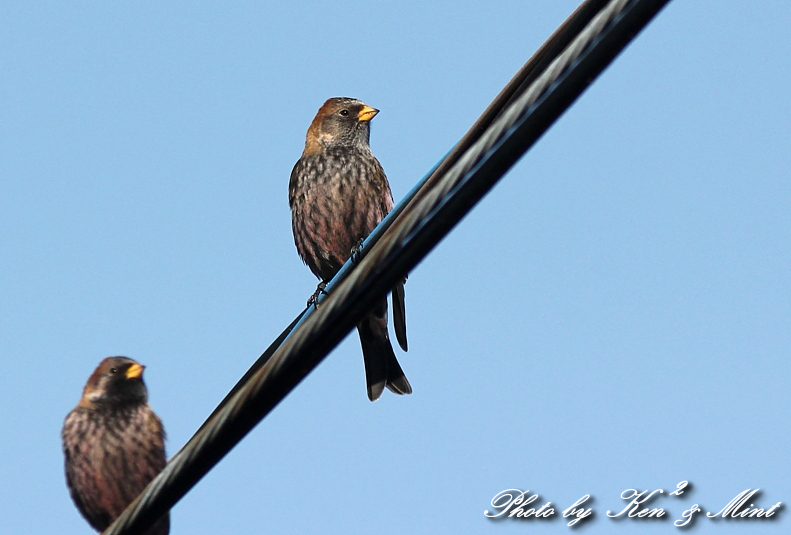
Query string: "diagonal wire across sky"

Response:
xmin=103 ymin=0 xmax=673 ymax=533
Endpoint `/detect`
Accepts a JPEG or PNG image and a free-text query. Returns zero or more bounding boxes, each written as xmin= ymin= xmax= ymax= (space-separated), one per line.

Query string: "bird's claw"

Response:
xmin=350 ymin=238 xmax=366 ymax=264
xmin=307 ymin=281 xmax=328 ymax=308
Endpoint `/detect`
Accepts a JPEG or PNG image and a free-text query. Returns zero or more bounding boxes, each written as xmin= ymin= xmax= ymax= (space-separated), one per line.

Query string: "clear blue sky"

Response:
xmin=1 ymin=1 xmax=788 ymax=534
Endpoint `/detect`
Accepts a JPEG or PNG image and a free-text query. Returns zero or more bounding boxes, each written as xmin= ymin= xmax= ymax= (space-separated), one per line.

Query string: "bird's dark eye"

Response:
xmin=339 ymin=109 xmax=350 ymax=117
xmin=109 ymin=367 xmax=118 ymax=374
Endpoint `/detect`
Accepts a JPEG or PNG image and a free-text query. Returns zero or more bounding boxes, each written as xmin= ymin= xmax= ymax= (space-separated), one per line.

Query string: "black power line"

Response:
xmin=102 ymin=0 xmax=672 ymax=533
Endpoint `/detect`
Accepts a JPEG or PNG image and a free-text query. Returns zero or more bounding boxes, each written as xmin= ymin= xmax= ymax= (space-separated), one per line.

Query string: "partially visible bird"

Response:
xmin=289 ymin=97 xmax=411 ymax=401
xmin=62 ymin=357 xmax=169 ymax=535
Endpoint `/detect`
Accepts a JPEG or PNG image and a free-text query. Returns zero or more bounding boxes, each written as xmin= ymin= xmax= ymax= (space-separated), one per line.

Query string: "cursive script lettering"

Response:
xmin=563 ymin=495 xmax=593 ymax=526
xmin=669 ymin=481 xmax=688 ymax=497
xmin=485 ymin=489 xmax=555 ymax=519
xmin=484 ymin=483 xmax=783 ymax=525
xmin=707 ymin=489 xmax=782 ymax=519
xmin=675 ymin=504 xmax=701 ymax=527
xmin=607 ymin=488 xmax=665 ymax=518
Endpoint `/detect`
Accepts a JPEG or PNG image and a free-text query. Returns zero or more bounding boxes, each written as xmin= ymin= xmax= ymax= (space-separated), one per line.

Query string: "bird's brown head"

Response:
xmin=304 ymin=97 xmax=379 ymax=155
xmin=79 ymin=357 xmax=149 ymax=409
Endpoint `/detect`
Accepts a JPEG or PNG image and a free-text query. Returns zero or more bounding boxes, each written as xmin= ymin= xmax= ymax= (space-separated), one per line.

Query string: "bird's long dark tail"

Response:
xmin=392 ymin=279 xmax=408 ymax=352
xmin=357 ymin=298 xmax=412 ymax=401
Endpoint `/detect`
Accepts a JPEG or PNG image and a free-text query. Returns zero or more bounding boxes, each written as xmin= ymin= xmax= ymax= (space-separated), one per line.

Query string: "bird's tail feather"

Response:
xmin=357 ymin=306 xmax=411 ymax=401
xmin=392 ymin=280 xmax=408 ymax=352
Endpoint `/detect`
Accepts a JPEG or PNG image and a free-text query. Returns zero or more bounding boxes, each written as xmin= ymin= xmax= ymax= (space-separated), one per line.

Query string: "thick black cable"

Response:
xmin=419 ymin=0 xmax=612 ymax=195
xmin=195 ymin=0 xmax=617 ymax=422
xmin=199 ymin=309 xmax=307 ymax=429
xmin=102 ymin=1 xmax=671 ymax=533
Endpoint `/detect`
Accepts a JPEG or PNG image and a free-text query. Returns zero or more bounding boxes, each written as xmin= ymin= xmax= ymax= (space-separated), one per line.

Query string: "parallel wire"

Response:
xmin=376 ymin=0 xmax=631 ymax=261
xmin=190 ymin=0 xmax=617 ymax=430
xmin=103 ymin=0 xmax=671 ymax=532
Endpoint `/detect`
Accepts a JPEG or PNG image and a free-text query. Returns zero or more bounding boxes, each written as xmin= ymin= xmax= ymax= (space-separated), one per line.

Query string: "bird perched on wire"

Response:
xmin=289 ymin=97 xmax=411 ymax=401
xmin=62 ymin=357 xmax=169 ymax=535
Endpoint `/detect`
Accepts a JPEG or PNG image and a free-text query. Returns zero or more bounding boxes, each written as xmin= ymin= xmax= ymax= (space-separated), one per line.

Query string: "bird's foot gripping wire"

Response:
xmin=350 ymin=238 xmax=366 ymax=264
xmin=307 ymin=281 xmax=328 ymax=308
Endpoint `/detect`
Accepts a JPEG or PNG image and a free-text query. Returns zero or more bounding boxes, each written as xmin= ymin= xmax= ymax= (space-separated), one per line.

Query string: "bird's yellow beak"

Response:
xmin=126 ymin=363 xmax=144 ymax=380
xmin=357 ymin=106 xmax=379 ymax=122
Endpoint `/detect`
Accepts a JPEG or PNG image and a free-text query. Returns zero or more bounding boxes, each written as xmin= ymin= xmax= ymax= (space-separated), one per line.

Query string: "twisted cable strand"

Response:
xmin=102 ymin=0 xmax=670 ymax=532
